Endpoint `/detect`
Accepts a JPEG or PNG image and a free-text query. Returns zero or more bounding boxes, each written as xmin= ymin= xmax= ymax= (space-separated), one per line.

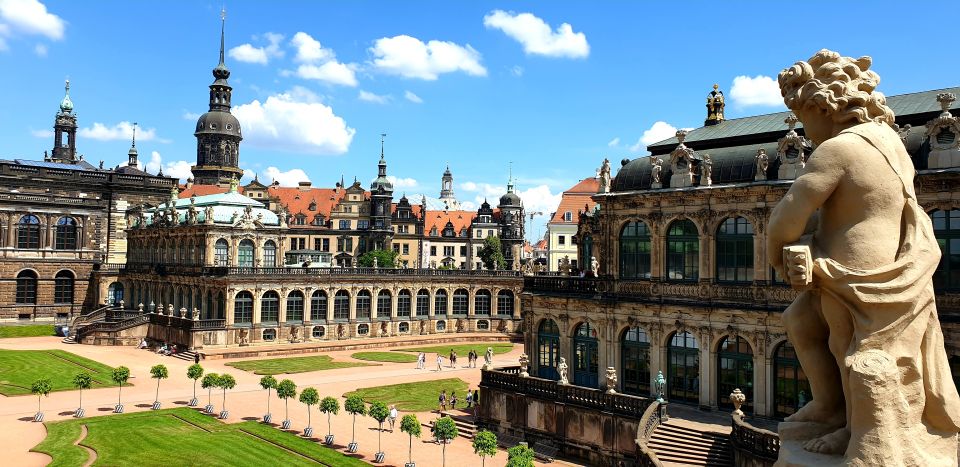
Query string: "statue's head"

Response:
xmin=779 ymin=49 xmax=894 ymax=128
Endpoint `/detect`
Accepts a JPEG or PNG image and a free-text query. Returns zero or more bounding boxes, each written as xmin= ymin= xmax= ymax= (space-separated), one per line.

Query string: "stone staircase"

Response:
xmin=423 ymin=413 xmax=477 ymax=440
xmin=648 ymin=421 xmax=732 ymax=466
xmin=169 ymin=349 xmax=200 ymax=362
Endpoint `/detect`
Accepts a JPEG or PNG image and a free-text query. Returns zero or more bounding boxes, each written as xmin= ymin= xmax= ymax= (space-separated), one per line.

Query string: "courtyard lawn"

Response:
xmin=344 ymin=378 xmax=470 ymax=412
xmin=32 ymin=408 xmax=368 ymax=467
xmin=350 ymin=351 xmax=418 ymax=363
xmin=0 ymin=324 xmax=55 ymax=338
xmin=225 ymin=354 xmax=374 ymax=375
xmin=0 ymin=349 xmax=123 ymax=396
xmin=393 ymin=342 xmax=514 ymax=359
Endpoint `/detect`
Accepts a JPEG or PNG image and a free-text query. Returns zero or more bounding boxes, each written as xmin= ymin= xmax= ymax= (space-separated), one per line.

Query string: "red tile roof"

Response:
xmin=424 ymin=210 xmax=475 ymax=236
xmin=549 ymin=178 xmax=599 ymax=224
xmin=179 ymin=184 xmax=236 ymax=197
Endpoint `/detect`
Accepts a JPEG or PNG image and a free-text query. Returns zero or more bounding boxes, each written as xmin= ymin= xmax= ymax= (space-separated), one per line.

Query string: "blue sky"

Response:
xmin=0 ymin=0 xmax=958 ymax=240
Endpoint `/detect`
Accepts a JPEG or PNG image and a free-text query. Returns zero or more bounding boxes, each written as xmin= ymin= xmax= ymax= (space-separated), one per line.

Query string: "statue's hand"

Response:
xmin=783 ymin=241 xmax=814 ymax=290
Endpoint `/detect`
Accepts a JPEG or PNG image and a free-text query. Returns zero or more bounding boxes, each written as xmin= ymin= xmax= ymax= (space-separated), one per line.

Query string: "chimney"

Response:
xmin=298 ymin=181 xmax=312 ymax=191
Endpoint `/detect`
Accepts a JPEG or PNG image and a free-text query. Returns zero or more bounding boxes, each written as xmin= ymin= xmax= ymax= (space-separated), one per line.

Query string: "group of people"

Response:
xmin=414 ymin=349 xmax=482 ymax=371
xmin=437 ymin=388 xmax=479 ymax=412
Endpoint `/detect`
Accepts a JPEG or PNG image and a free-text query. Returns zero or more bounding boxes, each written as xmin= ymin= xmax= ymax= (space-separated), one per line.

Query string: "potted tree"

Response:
xmin=218 ymin=373 xmax=236 ymax=419
xmin=111 ymin=366 xmax=130 ymax=413
xmin=201 ymin=373 xmax=219 ymax=414
xmin=506 ymin=444 xmax=535 ymax=467
xmin=433 ymin=416 xmax=458 ymax=467
xmin=319 ymin=396 xmax=340 ymax=445
xmin=368 ymin=401 xmax=389 ymax=463
xmin=472 ymin=430 xmax=498 ymax=467
xmin=72 ymin=372 xmax=92 ymax=418
xmin=299 ymin=387 xmax=319 ymax=438
xmin=31 ymin=378 xmax=52 ymax=422
xmin=150 ymin=364 xmax=168 ymax=410
xmin=187 ymin=363 xmax=204 ymax=407
xmin=276 ymin=379 xmax=297 ymax=430
xmin=344 ymin=394 xmax=367 ymax=453
xmin=259 ymin=375 xmax=278 ymax=423
xmin=400 ymin=414 xmax=422 ymax=467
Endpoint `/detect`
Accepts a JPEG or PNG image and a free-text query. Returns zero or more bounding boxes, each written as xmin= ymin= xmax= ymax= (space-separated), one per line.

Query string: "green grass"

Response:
xmin=344 ymin=378 xmax=470 ymax=412
xmin=0 ymin=349 xmax=124 ymax=396
xmin=393 ymin=342 xmax=514 ymax=358
xmin=32 ymin=408 xmax=368 ymax=467
xmin=350 ymin=351 xmax=418 ymax=363
xmin=225 ymin=355 xmax=375 ymax=375
xmin=0 ymin=324 xmax=55 ymax=338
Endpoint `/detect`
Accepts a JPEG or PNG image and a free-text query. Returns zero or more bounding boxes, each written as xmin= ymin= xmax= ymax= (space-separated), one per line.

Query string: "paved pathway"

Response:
xmin=0 ymin=336 xmax=579 ymax=467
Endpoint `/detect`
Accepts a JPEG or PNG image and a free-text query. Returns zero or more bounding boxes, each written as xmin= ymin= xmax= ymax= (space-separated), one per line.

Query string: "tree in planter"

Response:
xmin=358 ymin=249 xmax=399 ymax=268
xmin=259 ymin=375 xmax=278 ymax=423
xmin=433 ymin=416 xmax=459 ymax=466
xmin=477 ymin=235 xmax=507 ymax=270
xmin=31 ymin=378 xmax=52 ymax=421
xmin=368 ymin=401 xmax=390 ymax=461
xmin=201 ymin=373 xmax=219 ymax=413
xmin=217 ymin=373 xmax=236 ymax=419
xmin=276 ymin=379 xmax=297 ymax=429
xmin=400 ymin=414 xmax=422 ymax=467
xmin=149 ymin=364 xmax=168 ymax=410
xmin=472 ymin=430 xmax=498 ymax=467
xmin=298 ymin=387 xmax=319 ymax=438
xmin=186 ymin=364 xmax=204 ymax=407
xmin=72 ymin=372 xmax=92 ymax=418
xmin=344 ymin=394 xmax=367 ymax=452
xmin=111 ymin=366 xmax=130 ymax=413
xmin=319 ymin=396 xmax=340 ymax=444
xmin=506 ymin=444 xmax=536 ymax=467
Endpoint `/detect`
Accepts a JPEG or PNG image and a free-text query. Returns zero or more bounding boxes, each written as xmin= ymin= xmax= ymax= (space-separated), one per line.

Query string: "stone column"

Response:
xmin=754 ymin=230 xmax=768 ymax=283
xmin=278 ymin=290 xmax=287 ymax=324
xmin=230 ymin=238 xmax=239 ymax=266
xmin=391 ymin=287 xmax=398 ymax=319
xmin=428 ymin=288 xmax=436 ymax=317
xmin=699 ymin=234 xmax=712 ymax=282
xmin=699 ymin=332 xmax=713 ymax=409
xmin=349 ymin=291 xmax=357 ymax=321
xmin=468 ymin=288 xmax=475 ymax=316
xmin=754 ymin=351 xmax=769 ymax=417
xmin=224 ymin=291 xmax=235 ymax=326
xmin=649 ymin=332 xmax=663 ymax=398
xmin=205 ymin=235 xmax=215 ymax=266
xmin=326 ymin=289 xmax=334 ymax=321
xmin=252 ymin=292 xmax=262 ymax=325
xmin=651 ymin=229 xmax=663 ymax=281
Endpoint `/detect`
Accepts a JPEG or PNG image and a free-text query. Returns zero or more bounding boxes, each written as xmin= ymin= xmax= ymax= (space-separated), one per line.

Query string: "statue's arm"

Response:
xmin=767 ymin=142 xmax=845 ymax=271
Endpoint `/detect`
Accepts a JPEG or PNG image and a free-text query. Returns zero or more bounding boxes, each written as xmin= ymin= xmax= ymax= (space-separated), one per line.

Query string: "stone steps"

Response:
xmin=649 ymin=421 xmax=732 ymax=466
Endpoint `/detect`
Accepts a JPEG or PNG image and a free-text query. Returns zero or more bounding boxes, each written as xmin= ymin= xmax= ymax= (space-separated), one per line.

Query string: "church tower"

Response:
xmin=438 ymin=165 xmax=461 ymax=210
xmin=369 ymin=134 xmax=395 ymax=251
xmin=192 ymin=10 xmax=243 ymax=186
xmin=50 ymin=80 xmax=78 ymax=163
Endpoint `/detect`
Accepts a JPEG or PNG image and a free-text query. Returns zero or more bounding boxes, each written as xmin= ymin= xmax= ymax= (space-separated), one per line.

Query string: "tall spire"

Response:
xmin=128 ymin=122 xmax=139 ymax=167
xmin=212 ymin=7 xmax=231 ymax=84
xmin=380 ymin=133 xmax=386 ymax=159
xmin=131 ymin=122 xmax=137 ymax=148
xmin=507 ymin=161 xmax=515 ymax=193
xmin=59 ymin=79 xmax=74 ymax=114
xmin=219 ymin=8 xmax=226 ymax=66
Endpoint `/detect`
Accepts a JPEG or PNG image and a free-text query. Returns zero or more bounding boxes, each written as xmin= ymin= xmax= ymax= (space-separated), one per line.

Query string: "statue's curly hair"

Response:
xmin=779 ymin=49 xmax=895 ymax=126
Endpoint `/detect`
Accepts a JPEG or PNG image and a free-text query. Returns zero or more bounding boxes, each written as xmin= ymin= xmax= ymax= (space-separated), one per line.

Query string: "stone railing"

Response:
xmin=146 ymin=313 xmax=225 ymax=330
xmin=0 ymin=161 xmax=176 ymax=188
xmin=635 ymin=400 xmax=668 ymax=467
xmin=120 ymin=263 xmax=524 ymax=278
xmin=730 ymin=413 xmax=779 ymax=466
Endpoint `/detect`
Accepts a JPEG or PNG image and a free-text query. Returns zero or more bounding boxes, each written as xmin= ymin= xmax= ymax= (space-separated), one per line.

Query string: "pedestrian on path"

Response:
xmin=194 ymin=352 xmax=200 ymax=365
xmin=449 ymin=349 xmax=456 ymax=368
xmin=416 ymin=352 xmax=425 ymax=369
xmin=438 ymin=390 xmax=447 ymax=412
xmin=450 ymin=392 xmax=458 ymax=409
xmin=465 ymin=389 xmax=473 ymax=408
xmin=388 ymin=405 xmax=398 ymax=432
xmin=436 ymin=354 xmax=443 ymax=371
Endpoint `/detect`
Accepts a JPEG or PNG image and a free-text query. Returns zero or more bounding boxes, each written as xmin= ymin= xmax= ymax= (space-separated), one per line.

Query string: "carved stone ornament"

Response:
xmin=925 ymin=92 xmax=960 ymax=169
xmin=518 ymin=353 xmax=530 ymax=377
xmin=605 ymin=367 xmax=618 ymax=394
xmin=650 ymin=155 xmax=664 ymax=189
xmin=669 ymin=130 xmax=696 ymax=188
xmin=777 ymin=114 xmax=813 ymax=180
xmin=730 ymin=388 xmax=746 ymax=416
xmin=755 ymin=149 xmax=769 ymax=181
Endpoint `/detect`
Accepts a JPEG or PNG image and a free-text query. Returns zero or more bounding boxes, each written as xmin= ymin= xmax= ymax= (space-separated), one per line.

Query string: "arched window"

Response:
xmin=668 ymin=331 xmax=700 ymax=404
xmin=261 ymin=291 xmax=279 ymax=323
xmin=357 ymin=323 xmax=370 ymax=336
xmin=398 ymin=322 xmax=410 ymax=333
xmin=666 ymin=220 xmax=699 ymax=282
xmin=397 ymin=289 xmax=412 ymax=318
xmin=416 ymin=289 xmax=430 ymax=317
xmin=215 ymin=239 xmax=230 ymax=266
xmin=537 ymin=319 xmax=560 ymax=380
xmin=16 ymin=270 xmax=38 ymax=304
xmin=377 ymin=290 xmax=392 ymax=318
xmin=311 ymin=290 xmax=328 ymax=320
xmin=238 ymin=239 xmax=255 ymax=268
xmin=334 ymin=290 xmax=350 ymax=320
xmin=716 ymin=217 xmax=754 ymax=283
xmin=436 ymin=320 xmax=446 ymax=332
xmin=573 ymin=323 xmax=599 ymax=388
xmin=932 ymin=209 xmax=960 ymax=291
xmin=773 ymin=341 xmax=811 ymax=418
xmin=452 ymin=289 xmax=468 ymax=315
xmin=496 ymin=290 xmax=514 ymax=316
xmin=356 ymin=290 xmax=371 ymax=319
xmin=263 ymin=240 xmax=277 ymax=268
xmin=262 ymin=329 xmax=276 ymax=341
xmin=474 ymin=289 xmax=491 ymax=316
xmin=718 ymin=336 xmax=754 ymax=411
xmin=234 ymin=291 xmax=253 ymax=324
xmin=54 ymin=270 xmax=75 ymax=304
xmin=55 ymin=217 xmax=78 ymax=250
xmin=217 ymin=291 xmax=226 ymax=320
xmin=621 ymin=327 xmax=651 ymax=396
xmin=312 ymin=326 xmax=325 ymax=338
xmin=108 ymin=282 xmax=124 ymax=305
xmin=17 ymin=215 xmax=41 ymax=249
xmin=477 ymin=320 xmax=490 ymax=330
xmin=620 ymin=221 xmax=651 ymax=279
xmin=434 ymin=289 xmax=448 ymax=315
xmin=287 ymin=291 xmax=304 ymax=322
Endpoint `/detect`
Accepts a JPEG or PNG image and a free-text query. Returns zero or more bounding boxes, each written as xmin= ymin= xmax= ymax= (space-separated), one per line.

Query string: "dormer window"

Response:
xmin=564 ymin=211 xmax=573 ymax=222
xmin=294 ymin=214 xmax=306 ymax=225
xmin=430 ymin=227 xmax=438 ymax=237
xmin=308 ymin=200 xmax=317 ymax=211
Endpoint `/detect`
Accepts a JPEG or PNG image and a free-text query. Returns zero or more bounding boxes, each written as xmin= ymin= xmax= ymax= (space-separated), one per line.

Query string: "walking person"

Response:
xmin=438 ymin=390 xmax=447 ymax=412
xmin=194 ymin=352 xmax=200 ymax=365
xmin=436 ymin=353 xmax=443 ymax=371
xmin=465 ymin=389 xmax=473 ymax=409
xmin=473 ymin=389 xmax=479 ymax=408
xmin=450 ymin=392 xmax=458 ymax=410
xmin=449 ymin=349 xmax=455 ymax=368
xmin=388 ymin=405 xmax=398 ymax=432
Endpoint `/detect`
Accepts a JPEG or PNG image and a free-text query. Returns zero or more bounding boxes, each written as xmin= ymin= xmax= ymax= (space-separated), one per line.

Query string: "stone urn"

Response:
xmin=518 ymin=353 xmax=530 ymax=377
xmin=605 ymin=366 xmax=618 ymax=394
xmin=729 ymin=388 xmax=746 ymax=416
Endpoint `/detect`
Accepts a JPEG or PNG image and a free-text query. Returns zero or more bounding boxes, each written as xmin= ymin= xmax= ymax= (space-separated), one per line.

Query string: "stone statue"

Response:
xmin=605 ymin=367 xmax=618 ymax=394
xmin=557 ymin=357 xmax=569 ymax=385
xmin=192 ymin=308 xmax=200 ymax=320
xmin=456 ymin=319 xmax=464 ymax=333
xmin=598 ymin=158 xmax=612 ymax=193
xmin=559 ymin=256 xmax=571 ymax=275
xmin=237 ymin=329 xmax=248 ymax=346
xmin=481 ymin=347 xmax=493 ymax=369
xmin=337 ymin=323 xmax=345 ymax=340
xmin=380 ymin=321 xmax=387 ymax=337
xmin=167 ymin=304 xmax=174 ymax=316
xmin=179 ymin=307 xmax=187 ymax=318
xmin=203 ymin=206 xmax=214 ymax=225
xmin=769 ymin=49 xmax=960 ymax=465
xmin=650 ymin=155 xmax=663 ymax=188
xmin=289 ymin=326 xmax=299 ymax=342
xmin=755 ymin=149 xmax=769 ymax=181
xmin=418 ymin=320 xmax=425 ymax=335
xmin=373 ymin=257 xmax=378 ymax=269
xmin=518 ymin=353 xmax=530 ymax=377
xmin=590 ymin=256 xmax=599 ymax=276
xmin=700 ymin=154 xmax=712 ymax=186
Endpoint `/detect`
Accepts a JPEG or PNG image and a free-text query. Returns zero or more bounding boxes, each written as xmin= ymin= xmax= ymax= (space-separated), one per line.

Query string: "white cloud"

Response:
xmin=387 ymin=176 xmax=418 ymax=189
xmin=294 ymin=62 xmax=357 ymax=87
xmin=232 ymin=88 xmax=355 ymax=155
xmin=459 ymin=181 xmax=503 ymax=198
xmin=607 ymin=137 xmax=620 ymax=147
xmin=729 ymin=75 xmax=784 ymax=108
xmin=78 ymin=121 xmax=165 ymax=143
xmin=30 ymin=128 xmax=52 ymax=138
xmin=629 ymin=121 xmax=690 ymax=152
xmin=516 ymin=184 xmax=563 ymax=217
xmin=287 ymin=32 xmax=357 ymax=87
xmin=369 ymin=34 xmax=486 ymax=80
xmin=262 ymin=166 xmax=309 ymax=186
xmin=228 ymin=33 xmax=283 ymax=65
xmin=32 ymin=42 xmax=44 ymax=55
xmin=483 ymin=10 xmax=589 ymax=59
xmin=404 ymin=90 xmax=423 ymax=104
xmin=182 ymin=111 xmax=200 ymax=121
xmin=143 ymin=151 xmax=193 ymax=181
xmin=0 ymin=0 xmax=65 ymax=43
xmin=290 ymin=31 xmax=332 ymax=63
xmin=510 ymin=65 xmax=524 ymax=77
xmin=358 ymin=90 xmax=390 ymax=104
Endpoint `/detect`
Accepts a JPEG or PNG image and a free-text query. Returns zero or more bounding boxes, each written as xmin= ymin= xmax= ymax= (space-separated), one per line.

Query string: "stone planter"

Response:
xmin=281 ymin=419 xmax=292 ymax=430
xmin=74 ymin=408 xmax=84 ymax=418
xmin=348 ymin=442 xmax=359 ymax=453
xmin=114 ymin=404 xmax=124 ymax=414
xmin=204 ymin=404 xmax=214 ymax=414
xmin=188 ymin=398 xmax=198 ymax=407
xmin=263 ymin=413 xmax=272 ymax=424
xmin=374 ymin=451 xmax=385 ymax=463
xmin=324 ymin=434 xmax=335 ymax=445
xmin=303 ymin=427 xmax=314 ymax=438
